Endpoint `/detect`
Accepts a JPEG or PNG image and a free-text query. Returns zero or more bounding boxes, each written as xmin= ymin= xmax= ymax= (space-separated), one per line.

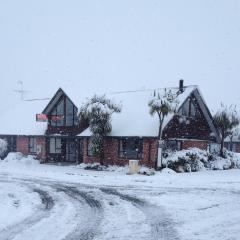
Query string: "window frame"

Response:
xmin=87 ymin=138 xmax=93 ymax=157
xmin=49 ymin=138 xmax=62 ymax=154
xmin=118 ymin=138 xmax=143 ymax=159
xmin=178 ymin=97 xmax=201 ymax=118
xmin=49 ymin=96 xmax=78 ymax=127
xmin=164 ymin=140 xmax=182 ymax=152
xmin=29 ymin=137 xmax=37 ymax=154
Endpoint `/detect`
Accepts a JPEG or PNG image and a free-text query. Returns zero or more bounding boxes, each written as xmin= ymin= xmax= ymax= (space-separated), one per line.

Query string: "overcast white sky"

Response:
xmin=0 ymin=0 xmax=240 ymax=112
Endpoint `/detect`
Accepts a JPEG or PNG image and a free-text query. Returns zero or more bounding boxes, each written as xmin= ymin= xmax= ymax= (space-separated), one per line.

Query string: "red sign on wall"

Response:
xmin=36 ymin=114 xmax=48 ymax=122
xmin=36 ymin=114 xmax=64 ymax=122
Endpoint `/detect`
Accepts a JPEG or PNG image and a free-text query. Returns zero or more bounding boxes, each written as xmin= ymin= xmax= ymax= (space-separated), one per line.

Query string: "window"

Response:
xmin=51 ymin=99 xmax=64 ymax=126
xmin=181 ymin=99 xmax=190 ymax=116
xmin=49 ymin=138 xmax=62 ymax=154
xmin=29 ymin=137 xmax=37 ymax=153
xmin=50 ymin=97 xmax=78 ymax=127
xmin=232 ymin=143 xmax=236 ymax=152
xmin=208 ymin=143 xmax=220 ymax=154
xmin=178 ymin=97 xmax=201 ymax=118
xmin=87 ymin=138 xmax=93 ymax=156
xmin=164 ymin=140 xmax=181 ymax=152
xmin=66 ymin=98 xmax=78 ymax=126
xmin=118 ymin=138 xmax=143 ymax=159
xmin=74 ymin=107 xmax=78 ymax=125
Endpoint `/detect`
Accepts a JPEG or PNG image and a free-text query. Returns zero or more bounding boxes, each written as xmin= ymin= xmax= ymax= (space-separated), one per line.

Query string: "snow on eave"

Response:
xmin=0 ymin=100 xmax=47 ymax=136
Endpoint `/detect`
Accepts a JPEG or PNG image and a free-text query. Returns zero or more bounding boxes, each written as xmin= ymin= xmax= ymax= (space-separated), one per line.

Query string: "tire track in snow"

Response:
xmin=0 ymin=184 xmax=54 ymax=240
xmin=56 ymin=186 xmax=103 ymax=240
xmin=0 ymin=176 xmax=104 ymax=240
xmin=100 ymin=187 xmax=180 ymax=240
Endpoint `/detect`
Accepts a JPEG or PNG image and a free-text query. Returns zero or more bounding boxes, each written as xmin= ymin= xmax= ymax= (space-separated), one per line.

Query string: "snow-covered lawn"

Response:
xmin=0 ymin=155 xmax=240 ymax=240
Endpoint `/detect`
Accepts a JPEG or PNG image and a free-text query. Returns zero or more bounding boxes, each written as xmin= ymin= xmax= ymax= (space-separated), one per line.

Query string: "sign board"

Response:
xmin=36 ymin=114 xmax=48 ymax=122
xmin=36 ymin=114 xmax=64 ymax=122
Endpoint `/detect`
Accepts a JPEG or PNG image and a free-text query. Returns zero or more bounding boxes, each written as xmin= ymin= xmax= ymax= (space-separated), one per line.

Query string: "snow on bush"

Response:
xmin=207 ymin=156 xmax=232 ymax=170
xmin=163 ymin=148 xmax=208 ymax=172
xmin=230 ymin=152 xmax=240 ymax=168
xmin=0 ymin=139 xmax=7 ymax=158
xmin=163 ymin=147 xmax=240 ymax=172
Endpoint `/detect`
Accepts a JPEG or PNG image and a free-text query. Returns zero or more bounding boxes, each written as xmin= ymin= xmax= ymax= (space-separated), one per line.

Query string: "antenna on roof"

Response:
xmin=13 ymin=81 xmax=29 ymax=101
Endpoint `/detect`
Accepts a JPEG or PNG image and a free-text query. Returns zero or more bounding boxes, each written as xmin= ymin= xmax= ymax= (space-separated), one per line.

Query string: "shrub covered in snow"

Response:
xmin=163 ymin=147 xmax=240 ymax=172
xmin=0 ymin=139 xmax=8 ymax=159
xmin=163 ymin=148 xmax=209 ymax=172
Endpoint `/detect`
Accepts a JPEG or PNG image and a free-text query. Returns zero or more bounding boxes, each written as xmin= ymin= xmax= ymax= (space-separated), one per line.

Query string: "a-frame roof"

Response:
xmin=42 ymin=88 xmax=77 ymax=115
xmin=191 ymin=88 xmax=221 ymax=143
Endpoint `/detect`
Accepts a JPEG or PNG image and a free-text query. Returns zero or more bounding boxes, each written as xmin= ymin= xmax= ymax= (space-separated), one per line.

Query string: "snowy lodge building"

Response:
xmin=0 ymin=81 xmax=223 ymax=167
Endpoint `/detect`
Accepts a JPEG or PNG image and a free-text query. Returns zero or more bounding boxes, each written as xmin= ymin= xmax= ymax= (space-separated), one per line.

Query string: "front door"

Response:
xmin=66 ymin=139 xmax=77 ymax=163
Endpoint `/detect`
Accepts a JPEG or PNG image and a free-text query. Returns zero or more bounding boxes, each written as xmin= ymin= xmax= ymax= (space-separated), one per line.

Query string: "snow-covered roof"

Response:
xmin=0 ymin=100 xmax=48 ymax=136
xmin=78 ymin=86 xmax=197 ymax=137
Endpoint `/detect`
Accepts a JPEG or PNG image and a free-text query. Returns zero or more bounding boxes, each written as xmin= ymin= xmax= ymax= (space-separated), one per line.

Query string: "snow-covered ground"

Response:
xmin=0 ymin=154 xmax=240 ymax=240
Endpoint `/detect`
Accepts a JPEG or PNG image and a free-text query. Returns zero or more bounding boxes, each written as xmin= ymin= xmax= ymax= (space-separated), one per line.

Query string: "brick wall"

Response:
xmin=82 ymin=137 xmax=158 ymax=168
xmin=16 ymin=136 xmax=29 ymax=155
xmin=16 ymin=136 xmax=46 ymax=161
xmin=181 ymin=140 xmax=208 ymax=150
xmin=225 ymin=142 xmax=240 ymax=153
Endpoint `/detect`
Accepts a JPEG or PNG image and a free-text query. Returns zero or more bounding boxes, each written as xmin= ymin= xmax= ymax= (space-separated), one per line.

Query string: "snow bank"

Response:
xmin=1 ymin=152 xmax=40 ymax=166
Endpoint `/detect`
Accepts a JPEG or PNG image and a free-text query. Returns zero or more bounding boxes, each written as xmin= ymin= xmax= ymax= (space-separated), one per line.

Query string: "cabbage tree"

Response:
xmin=80 ymin=95 xmax=121 ymax=165
xmin=148 ymin=89 xmax=179 ymax=169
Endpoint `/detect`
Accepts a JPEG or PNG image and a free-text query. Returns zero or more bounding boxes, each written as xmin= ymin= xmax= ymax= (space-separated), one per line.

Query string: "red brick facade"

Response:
xmin=15 ymin=135 xmax=210 ymax=166
xmin=82 ymin=137 xmax=209 ymax=167
xmin=16 ymin=136 xmax=46 ymax=161
xmin=225 ymin=142 xmax=240 ymax=153
xmin=82 ymin=138 xmax=158 ymax=167
xmin=181 ymin=140 xmax=208 ymax=150
xmin=16 ymin=136 xmax=29 ymax=155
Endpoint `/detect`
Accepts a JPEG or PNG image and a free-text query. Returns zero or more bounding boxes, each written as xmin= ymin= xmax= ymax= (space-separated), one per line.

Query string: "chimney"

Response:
xmin=179 ymin=79 xmax=184 ymax=93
